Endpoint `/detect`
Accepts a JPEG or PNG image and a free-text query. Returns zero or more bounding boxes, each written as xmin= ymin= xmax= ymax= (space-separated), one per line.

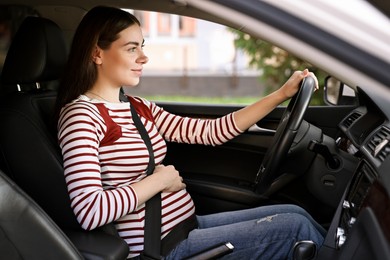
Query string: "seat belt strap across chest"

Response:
xmin=125 ymin=93 xmax=162 ymax=259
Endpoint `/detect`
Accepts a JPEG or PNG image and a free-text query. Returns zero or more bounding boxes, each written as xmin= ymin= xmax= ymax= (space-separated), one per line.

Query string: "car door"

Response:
xmin=158 ymin=101 xmax=355 ymax=215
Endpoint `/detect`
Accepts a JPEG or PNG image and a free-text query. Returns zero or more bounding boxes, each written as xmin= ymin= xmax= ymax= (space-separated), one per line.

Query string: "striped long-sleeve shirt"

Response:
xmin=58 ymin=95 xmax=243 ymax=258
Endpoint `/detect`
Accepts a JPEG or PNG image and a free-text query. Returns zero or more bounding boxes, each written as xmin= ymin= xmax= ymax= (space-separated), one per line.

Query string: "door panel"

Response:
xmin=159 ymin=102 xmax=355 ymax=214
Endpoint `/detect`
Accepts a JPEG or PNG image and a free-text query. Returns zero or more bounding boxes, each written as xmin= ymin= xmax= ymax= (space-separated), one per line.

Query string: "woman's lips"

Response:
xmin=132 ymin=69 xmax=142 ymax=76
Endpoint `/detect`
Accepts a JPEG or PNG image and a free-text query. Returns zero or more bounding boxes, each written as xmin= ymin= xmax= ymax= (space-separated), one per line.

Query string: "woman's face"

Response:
xmin=95 ymin=24 xmax=148 ymax=88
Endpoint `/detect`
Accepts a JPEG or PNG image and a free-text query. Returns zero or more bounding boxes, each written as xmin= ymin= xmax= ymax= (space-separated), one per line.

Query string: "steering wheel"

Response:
xmin=254 ymin=76 xmax=316 ymax=195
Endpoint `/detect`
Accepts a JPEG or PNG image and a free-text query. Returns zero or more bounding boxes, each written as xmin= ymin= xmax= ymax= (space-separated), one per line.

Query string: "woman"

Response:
xmin=56 ymin=6 xmax=325 ymax=259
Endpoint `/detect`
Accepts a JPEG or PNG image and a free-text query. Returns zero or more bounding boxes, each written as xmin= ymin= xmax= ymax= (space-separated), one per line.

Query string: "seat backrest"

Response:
xmin=0 ymin=16 xmax=80 ymax=230
xmin=0 ymin=169 xmax=83 ymax=259
xmin=1 ymin=15 xmax=67 ymax=89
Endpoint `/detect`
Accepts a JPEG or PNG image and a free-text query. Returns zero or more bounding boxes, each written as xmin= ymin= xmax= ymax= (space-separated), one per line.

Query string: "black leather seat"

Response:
xmin=0 ymin=169 xmax=83 ymax=259
xmin=0 ymin=16 xmax=129 ymax=259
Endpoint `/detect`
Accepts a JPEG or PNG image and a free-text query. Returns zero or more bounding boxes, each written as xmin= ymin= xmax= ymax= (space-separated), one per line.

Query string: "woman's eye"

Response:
xmin=129 ymin=47 xmax=137 ymax=52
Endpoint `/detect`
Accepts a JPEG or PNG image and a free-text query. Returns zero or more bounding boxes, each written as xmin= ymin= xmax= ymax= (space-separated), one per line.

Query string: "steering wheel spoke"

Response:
xmin=254 ymin=76 xmax=316 ymax=195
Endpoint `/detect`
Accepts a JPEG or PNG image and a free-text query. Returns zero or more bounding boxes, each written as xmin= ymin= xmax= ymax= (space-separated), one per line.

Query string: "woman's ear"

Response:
xmin=92 ymin=46 xmax=103 ymax=65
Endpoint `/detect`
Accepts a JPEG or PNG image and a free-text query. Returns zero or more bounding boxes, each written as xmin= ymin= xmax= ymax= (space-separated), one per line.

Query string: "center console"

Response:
xmin=318 ymin=159 xmax=390 ymax=259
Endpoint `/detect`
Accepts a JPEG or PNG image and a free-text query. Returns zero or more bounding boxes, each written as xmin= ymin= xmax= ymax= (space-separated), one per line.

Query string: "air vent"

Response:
xmin=366 ymin=126 xmax=390 ymax=162
xmin=341 ymin=112 xmax=362 ymax=128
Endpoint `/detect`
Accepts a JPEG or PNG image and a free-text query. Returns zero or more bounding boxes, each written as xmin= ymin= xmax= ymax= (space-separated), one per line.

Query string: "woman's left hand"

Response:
xmin=279 ymin=69 xmax=319 ymax=100
xmin=233 ymin=68 xmax=319 ymax=132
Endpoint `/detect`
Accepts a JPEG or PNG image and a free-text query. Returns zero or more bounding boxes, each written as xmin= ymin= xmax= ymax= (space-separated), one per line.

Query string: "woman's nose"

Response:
xmin=138 ymin=51 xmax=148 ymax=64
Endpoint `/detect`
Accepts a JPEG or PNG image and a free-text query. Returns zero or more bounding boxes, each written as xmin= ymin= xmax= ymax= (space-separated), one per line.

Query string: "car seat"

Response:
xmin=0 ymin=16 xmax=128 ymax=259
xmin=0 ymin=169 xmax=83 ymax=259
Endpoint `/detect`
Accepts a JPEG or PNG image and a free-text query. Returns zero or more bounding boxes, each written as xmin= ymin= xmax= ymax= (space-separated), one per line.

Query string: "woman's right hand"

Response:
xmin=131 ymin=164 xmax=185 ymax=206
xmin=154 ymin=164 xmax=186 ymax=192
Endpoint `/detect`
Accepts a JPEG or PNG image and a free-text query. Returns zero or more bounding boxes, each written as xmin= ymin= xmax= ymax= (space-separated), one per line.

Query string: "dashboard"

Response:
xmin=320 ymin=88 xmax=390 ymax=259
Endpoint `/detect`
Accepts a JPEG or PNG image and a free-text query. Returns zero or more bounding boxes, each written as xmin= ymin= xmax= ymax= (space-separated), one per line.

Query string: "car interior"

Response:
xmin=0 ymin=1 xmax=389 ymax=260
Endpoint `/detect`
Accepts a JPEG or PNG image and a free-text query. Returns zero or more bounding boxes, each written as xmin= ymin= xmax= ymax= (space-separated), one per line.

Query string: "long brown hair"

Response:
xmin=54 ymin=6 xmax=140 ymax=121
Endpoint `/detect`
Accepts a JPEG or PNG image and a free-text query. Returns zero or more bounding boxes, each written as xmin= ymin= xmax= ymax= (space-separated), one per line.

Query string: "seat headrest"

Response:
xmin=1 ymin=16 xmax=67 ymax=85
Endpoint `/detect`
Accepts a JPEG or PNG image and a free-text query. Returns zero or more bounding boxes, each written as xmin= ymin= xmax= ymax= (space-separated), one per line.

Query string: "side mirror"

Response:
xmin=324 ymin=76 xmax=358 ymax=106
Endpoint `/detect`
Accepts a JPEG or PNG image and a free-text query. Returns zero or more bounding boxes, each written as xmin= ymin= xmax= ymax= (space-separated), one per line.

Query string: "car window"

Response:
xmin=128 ymin=10 xmax=326 ymax=106
xmin=0 ymin=7 xmax=326 ymax=106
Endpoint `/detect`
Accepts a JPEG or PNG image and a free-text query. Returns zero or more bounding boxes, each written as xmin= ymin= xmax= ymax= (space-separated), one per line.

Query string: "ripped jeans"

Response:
xmin=165 ymin=204 xmax=326 ymax=260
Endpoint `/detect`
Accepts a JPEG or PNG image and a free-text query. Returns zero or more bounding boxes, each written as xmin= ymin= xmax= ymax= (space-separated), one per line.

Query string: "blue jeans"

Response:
xmin=165 ymin=204 xmax=325 ymax=260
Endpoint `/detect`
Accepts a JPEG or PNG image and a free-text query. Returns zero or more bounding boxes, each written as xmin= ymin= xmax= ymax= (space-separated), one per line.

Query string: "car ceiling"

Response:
xmin=2 ymin=0 xmax=228 ymax=24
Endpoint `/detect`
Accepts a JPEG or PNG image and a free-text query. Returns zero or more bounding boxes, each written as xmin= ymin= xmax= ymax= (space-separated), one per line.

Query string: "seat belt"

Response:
xmin=120 ymin=91 xmax=233 ymax=260
xmin=121 ymin=92 xmax=162 ymax=259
